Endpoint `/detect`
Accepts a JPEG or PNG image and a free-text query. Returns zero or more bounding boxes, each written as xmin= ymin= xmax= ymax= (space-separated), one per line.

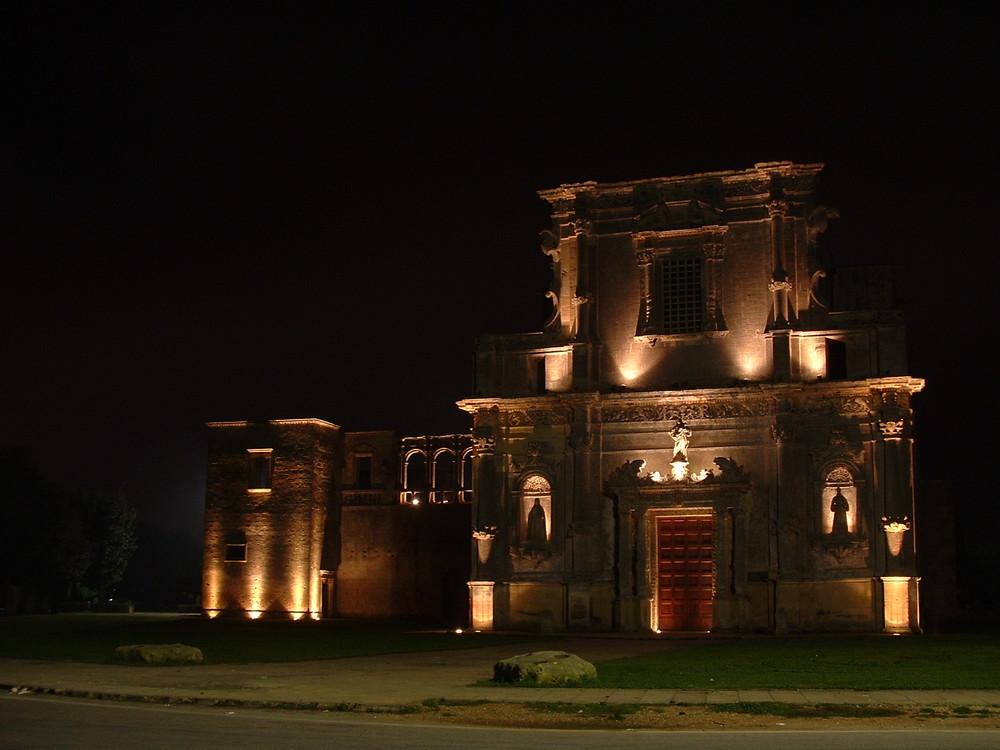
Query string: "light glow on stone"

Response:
xmin=469 ymin=581 xmax=495 ymax=630
xmin=882 ymin=576 xmax=911 ymax=632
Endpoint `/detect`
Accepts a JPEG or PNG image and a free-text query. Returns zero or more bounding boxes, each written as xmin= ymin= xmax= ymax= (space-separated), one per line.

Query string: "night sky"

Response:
xmin=4 ymin=5 xmax=996 ymax=595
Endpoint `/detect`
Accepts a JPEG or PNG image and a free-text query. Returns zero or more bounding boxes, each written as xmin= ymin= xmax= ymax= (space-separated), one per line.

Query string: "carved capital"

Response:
xmin=766 ymin=199 xmax=789 ymax=218
xmin=770 ymin=423 xmax=791 ymax=443
xmin=472 ymin=426 xmax=496 ymax=456
xmin=878 ymin=420 xmax=905 ymax=438
xmin=703 ymin=241 xmax=726 ymax=260
xmin=768 ymin=279 xmax=793 ymax=293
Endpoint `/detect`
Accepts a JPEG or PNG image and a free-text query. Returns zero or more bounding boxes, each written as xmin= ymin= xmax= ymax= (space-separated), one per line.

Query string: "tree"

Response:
xmin=83 ymin=490 xmax=138 ymax=600
xmin=0 ymin=449 xmax=138 ymax=606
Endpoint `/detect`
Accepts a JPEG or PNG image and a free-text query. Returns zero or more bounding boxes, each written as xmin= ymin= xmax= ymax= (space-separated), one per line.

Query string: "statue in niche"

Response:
xmin=830 ymin=488 xmax=850 ymax=535
xmin=527 ymin=498 xmax=547 ymax=544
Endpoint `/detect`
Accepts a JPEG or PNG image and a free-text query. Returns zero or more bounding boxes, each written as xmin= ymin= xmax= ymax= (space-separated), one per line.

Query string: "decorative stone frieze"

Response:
xmin=600 ymin=398 xmax=773 ymax=423
xmin=784 ymin=394 xmax=872 ymax=416
xmin=505 ymin=408 xmax=571 ymax=426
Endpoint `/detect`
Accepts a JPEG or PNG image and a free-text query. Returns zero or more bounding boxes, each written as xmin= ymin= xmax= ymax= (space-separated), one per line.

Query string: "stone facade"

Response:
xmin=202 ymin=162 xmax=923 ymax=633
xmin=460 ymin=162 xmax=923 ymax=633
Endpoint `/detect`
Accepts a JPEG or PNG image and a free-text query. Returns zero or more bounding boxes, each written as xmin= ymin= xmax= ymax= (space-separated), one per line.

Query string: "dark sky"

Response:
xmin=4 ymin=4 xmax=996 ymax=552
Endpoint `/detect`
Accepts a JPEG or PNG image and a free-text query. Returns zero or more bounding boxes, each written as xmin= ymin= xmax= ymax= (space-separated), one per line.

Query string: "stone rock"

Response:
xmin=493 ymin=650 xmax=596 ymax=685
xmin=113 ymin=643 xmax=204 ymax=665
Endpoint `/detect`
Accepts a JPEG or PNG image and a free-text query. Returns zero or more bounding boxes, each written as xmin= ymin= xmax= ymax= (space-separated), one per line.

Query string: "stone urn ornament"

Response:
xmin=881 ymin=516 xmax=911 ymax=557
xmin=473 ymin=527 xmax=497 ymax=564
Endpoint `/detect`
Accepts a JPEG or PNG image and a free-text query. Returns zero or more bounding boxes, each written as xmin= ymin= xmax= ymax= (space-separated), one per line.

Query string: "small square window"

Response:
xmin=224 ymin=530 xmax=247 ymax=562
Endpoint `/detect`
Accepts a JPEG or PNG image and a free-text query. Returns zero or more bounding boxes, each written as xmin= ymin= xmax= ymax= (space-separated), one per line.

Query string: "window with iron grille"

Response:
xmin=659 ymin=256 xmax=703 ymax=334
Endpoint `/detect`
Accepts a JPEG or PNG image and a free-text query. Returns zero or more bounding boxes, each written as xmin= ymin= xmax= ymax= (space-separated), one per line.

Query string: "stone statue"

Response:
xmin=712 ymin=457 xmax=746 ymax=481
xmin=539 ymin=230 xmax=560 ymax=263
xmin=669 ymin=419 xmax=691 ymax=462
xmin=527 ymin=498 xmax=547 ymax=544
xmin=608 ymin=459 xmax=646 ymax=486
xmin=830 ymin=488 xmax=850 ymax=535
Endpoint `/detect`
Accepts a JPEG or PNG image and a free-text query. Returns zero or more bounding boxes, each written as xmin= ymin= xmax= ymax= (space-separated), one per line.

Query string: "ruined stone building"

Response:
xmin=202 ymin=424 xmax=471 ymax=622
xmin=203 ymin=162 xmax=923 ymax=633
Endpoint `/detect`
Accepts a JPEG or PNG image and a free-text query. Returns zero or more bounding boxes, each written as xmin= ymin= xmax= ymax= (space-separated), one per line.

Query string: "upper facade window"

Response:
xmin=660 ymin=255 xmax=704 ymax=334
xmin=247 ymin=449 xmax=273 ymax=492
xmin=635 ymin=227 xmax=727 ymax=340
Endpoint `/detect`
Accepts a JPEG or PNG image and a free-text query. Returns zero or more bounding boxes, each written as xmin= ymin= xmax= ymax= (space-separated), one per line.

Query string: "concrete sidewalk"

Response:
xmin=3 ymin=636 xmax=1000 ymax=711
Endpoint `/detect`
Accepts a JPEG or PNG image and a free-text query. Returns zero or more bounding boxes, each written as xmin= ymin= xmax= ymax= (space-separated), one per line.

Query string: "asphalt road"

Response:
xmin=4 ymin=694 xmax=1000 ymax=750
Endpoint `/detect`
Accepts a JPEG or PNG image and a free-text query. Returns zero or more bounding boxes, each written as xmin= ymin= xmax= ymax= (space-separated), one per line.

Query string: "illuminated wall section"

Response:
xmin=881 ymin=576 xmax=919 ymax=633
xmin=202 ymin=419 xmax=341 ymax=619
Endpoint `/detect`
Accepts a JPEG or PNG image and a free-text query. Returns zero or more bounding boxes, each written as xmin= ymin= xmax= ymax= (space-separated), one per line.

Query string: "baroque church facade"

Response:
xmin=203 ymin=162 xmax=923 ymax=633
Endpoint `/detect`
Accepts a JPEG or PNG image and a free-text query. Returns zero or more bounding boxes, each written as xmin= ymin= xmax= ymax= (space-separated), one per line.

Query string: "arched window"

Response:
xmin=433 ymin=450 xmax=456 ymax=503
xmin=521 ymin=473 xmax=551 ymax=545
xmin=404 ymin=451 xmax=427 ymax=489
xmin=460 ymin=447 xmax=475 ymax=503
xmin=433 ymin=450 xmax=455 ymax=488
xmin=822 ymin=465 xmax=858 ymax=536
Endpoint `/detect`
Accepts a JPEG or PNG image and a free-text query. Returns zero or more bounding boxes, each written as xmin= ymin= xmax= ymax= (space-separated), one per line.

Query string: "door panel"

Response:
xmin=657 ymin=516 xmax=714 ymax=631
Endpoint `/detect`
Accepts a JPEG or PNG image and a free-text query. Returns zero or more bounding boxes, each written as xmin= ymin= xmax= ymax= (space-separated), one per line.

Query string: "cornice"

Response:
xmin=460 ymin=377 xmax=923 ymax=422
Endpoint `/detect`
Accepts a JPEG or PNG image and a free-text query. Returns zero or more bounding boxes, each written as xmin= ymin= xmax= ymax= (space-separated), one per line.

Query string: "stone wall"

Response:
xmin=336 ymin=503 xmax=470 ymax=625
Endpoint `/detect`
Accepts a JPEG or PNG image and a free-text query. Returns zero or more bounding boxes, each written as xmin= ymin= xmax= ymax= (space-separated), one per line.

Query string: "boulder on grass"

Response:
xmin=114 ymin=643 xmax=203 ymax=665
xmin=493 ymin=650 xmax=596 ymax=685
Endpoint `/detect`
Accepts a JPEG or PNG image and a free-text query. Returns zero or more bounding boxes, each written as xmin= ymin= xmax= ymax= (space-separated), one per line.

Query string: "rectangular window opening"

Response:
xmin=826 ymin=338 xmax=847 ymax=380
xmin=224 ymin=531 xmax=247 ymax=562
xmin=247 ymin=449 xmax=273 ymax=491
xmin=660 ymin=256 xmax=704 ymax=335
xmin=356 ymin=455 xmax=373 ymax=490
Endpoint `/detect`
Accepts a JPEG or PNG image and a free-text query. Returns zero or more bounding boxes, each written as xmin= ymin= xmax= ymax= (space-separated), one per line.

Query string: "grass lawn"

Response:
xmin=0 ymin=613 xmax=535 ymax=665
xmin=589 ymin=635 xmax=1000 ymax=690
xmin=3 ymin=615 xmax=999 ymax=691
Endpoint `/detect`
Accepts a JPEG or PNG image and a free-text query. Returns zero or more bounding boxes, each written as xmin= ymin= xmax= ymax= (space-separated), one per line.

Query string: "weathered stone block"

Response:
xmin=114 ymin=643 xmax=204 ymax=665
xmin=493 ymin=650 xmax=596 ymax=685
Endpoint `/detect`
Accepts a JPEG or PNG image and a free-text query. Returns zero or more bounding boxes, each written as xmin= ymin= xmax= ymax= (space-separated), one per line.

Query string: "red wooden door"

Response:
xmin=657 ymin=516 xmax=714 ymax=631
